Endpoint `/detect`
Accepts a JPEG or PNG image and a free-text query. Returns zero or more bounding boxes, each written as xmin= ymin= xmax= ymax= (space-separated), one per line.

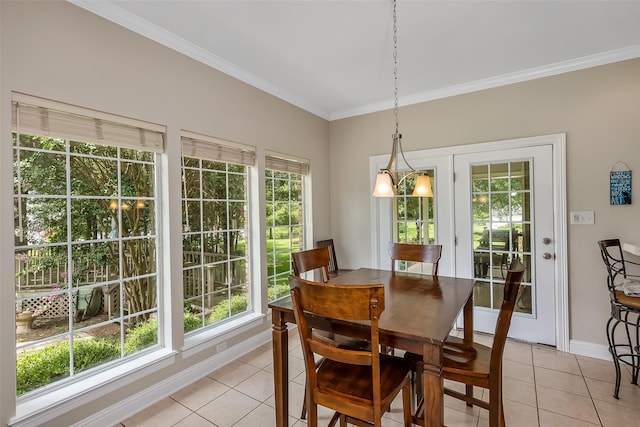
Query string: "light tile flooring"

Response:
xmin=118 ymin=331 xmax=640 ymax=427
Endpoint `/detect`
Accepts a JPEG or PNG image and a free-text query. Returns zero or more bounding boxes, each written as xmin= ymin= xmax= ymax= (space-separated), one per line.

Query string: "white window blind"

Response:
xmin=265 ymin=153 xmax=309 ymax=175
xmin=11 ymin=93 xmax=165 ymax=153
xmin=181 ymin=131 xmax=255 ymax=166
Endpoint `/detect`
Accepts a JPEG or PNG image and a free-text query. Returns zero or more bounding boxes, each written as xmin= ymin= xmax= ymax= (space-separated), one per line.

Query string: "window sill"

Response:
xmin=182 ymin=312 xmax=266 ymax=358
xmin=12 ymin=348 xmax=177 ymax=427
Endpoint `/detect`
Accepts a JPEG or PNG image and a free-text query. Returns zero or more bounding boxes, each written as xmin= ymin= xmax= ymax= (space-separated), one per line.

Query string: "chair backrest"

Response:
xmin=389 ymin=243 xmax=442 ymax=275
xmin=292 ymin=247 xmax=331 ymax=282
xmin=489 ymin=259 xmax=525 ymax=374
xmin=597 ymin=239 xmax=627 ymax=294
xmin=288 ymin=275 xmax=385 ymax=409
xmin=316 ymin=239 xmax=341 ymax=273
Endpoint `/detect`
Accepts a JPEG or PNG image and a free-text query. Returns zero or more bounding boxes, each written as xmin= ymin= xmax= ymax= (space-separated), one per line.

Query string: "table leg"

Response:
xmin=272 ymin=314 xmax=289 ymax=427
xmin=463 ymin=293 xmax=473 ymax=343
xmin=417 ymin=343 xmax=444 ymax=427
xmin=463 ymin=293 xmax=474 ymax=403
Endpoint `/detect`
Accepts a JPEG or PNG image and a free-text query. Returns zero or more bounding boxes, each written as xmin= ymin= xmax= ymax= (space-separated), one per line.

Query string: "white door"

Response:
xmin=454 ymin=145 xmax=556 ymax=345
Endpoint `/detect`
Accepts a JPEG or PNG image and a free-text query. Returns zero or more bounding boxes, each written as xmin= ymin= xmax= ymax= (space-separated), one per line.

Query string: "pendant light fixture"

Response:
xmin=372 ymin=0 xmax=433 ymax=198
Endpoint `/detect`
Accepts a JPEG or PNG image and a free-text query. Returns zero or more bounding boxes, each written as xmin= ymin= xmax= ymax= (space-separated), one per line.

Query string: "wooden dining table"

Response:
xmin=268 ymin=268 xmax=476 ymax=427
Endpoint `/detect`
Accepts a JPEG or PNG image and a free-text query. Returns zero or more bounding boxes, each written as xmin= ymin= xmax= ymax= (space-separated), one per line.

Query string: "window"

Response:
xmin=181 ymin=132 xmax=254 ymax=332
xmin=12 ymin=94 xmax=165 ymax=396
xmin=265 ymin=154 xmax=309 ymax=302
xmin=392 ymin=171 xmax=436 ymax=272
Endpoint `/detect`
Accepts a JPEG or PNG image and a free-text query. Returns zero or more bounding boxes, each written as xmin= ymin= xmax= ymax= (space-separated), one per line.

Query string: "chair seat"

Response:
xmin=442 ymin=336 xmax=492 ymax=385
xmin=612 ymin=290 xmax=640 ymax=310
xmin=316 ymin=330 xmax=371 ymax=350
xmin=403 ymin=335 xmax=479 ymax=364
xmin=404 ymin=336 xmax=488 ymax=383
xmin=442 ymin=335 xmax=478 ymax=362
xmin=316 ymin=355 xmax=411 ymax=407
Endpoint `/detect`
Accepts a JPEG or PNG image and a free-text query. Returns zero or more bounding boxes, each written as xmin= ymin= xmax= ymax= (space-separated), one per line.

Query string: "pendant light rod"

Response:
xmin=373 ymin=0 xmax=433 ymax=198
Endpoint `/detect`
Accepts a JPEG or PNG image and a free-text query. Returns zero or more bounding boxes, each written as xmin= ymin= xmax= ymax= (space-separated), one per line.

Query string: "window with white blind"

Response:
xmin=265 ymin=153 xmax=309 ymax=302
xmin=181 ymin=132 xmax=254 ymax=332
xmin=12 ymin=93 xmax=165 ymax=396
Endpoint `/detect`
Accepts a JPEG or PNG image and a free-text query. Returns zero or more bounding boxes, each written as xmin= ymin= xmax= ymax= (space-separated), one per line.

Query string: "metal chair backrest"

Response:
xmin=598 ymin=239 xmax=628 ymax=300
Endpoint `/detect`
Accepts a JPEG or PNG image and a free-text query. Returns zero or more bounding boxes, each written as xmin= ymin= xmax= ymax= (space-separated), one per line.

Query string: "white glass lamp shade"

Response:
xmin=373 ymin=172 xmax=395 ymax=197
xmin=412 ymin=174 xmax=433 ymax=197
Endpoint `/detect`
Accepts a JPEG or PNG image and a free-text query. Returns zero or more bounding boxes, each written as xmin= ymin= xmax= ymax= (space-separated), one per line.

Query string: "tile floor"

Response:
xmin=118 ymin=331 xmax=640 ymax=427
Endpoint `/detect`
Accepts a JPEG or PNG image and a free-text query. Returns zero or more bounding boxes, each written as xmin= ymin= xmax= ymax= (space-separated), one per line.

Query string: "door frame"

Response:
xmin=370 ymin=133 xmax=568 ymax=351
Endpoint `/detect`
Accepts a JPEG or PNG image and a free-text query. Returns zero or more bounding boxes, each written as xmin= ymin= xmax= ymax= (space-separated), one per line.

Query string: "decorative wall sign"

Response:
xmin=610 ymin=162 xmax=632 ymax=205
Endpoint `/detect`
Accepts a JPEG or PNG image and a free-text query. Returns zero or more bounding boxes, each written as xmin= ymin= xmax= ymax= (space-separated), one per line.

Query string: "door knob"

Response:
xmin=542 ymin=253 xmax=553 ymax=260
xmin=542 ymin=238 xmax=552 ymax=245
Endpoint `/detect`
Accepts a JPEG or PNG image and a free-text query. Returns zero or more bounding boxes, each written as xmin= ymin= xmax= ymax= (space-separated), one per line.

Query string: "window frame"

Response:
xmin=11 ymin=93 xmax=167 ymax=404
xmin=180 ymin=131 xmax=256 ymax=334
xmin=265 ymin=152 xmax=310 ymax=302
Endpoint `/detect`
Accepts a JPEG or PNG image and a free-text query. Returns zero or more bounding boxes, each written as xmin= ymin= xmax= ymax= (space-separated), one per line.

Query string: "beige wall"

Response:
xmin=3 ymin=0 xmax=640 ymax=425
xmin=329 ymin=58 xmax=640 ymax=351
xmin=0 ymin=1 xmax=329 ymax=426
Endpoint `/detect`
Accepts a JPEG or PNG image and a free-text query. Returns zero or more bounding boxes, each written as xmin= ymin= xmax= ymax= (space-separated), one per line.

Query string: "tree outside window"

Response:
xmin=181 ymin=155 xmax=250 ymax=331
xmin=14 ymin=117 xmax=162 ymax=396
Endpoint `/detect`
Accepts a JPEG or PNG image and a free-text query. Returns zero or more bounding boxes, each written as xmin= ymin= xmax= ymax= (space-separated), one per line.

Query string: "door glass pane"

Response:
xmin=471 ymin=162 xmax=533 ymax=315
xmin=393 ymin=170 xmax=436 ymax=273
xmin=393 ymin=170 xmax=436 ymax=245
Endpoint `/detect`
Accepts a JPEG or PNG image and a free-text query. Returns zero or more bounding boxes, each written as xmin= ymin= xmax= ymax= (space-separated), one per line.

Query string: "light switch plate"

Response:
xmin=570 ymin=211 xmax=594 ymax=225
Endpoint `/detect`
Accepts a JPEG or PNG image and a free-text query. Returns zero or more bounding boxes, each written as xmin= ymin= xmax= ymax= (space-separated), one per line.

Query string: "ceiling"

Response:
xmin=70 ymin=1 xmax=640 ymax=121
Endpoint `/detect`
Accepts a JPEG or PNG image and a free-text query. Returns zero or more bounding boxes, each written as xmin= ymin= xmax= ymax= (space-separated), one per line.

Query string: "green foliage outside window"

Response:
xmin=17 ymin=312 xmax=202 ymax=396
xmin=266 ymin=170 xmax=303 ymax=302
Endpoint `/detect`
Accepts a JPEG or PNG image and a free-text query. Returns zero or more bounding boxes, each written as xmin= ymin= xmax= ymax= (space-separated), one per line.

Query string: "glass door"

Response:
xmin=454 ymin=145 xmax=556 ymax=345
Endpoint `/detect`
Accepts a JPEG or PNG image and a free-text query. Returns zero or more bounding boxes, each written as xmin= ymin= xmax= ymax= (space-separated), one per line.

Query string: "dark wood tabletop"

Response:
xmin=268 ymin=268 xmax=475 ymax=427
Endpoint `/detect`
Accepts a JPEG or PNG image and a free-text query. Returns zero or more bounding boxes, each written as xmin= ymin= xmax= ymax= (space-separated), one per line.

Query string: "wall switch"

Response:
xmin=570 ymin=211 xmax=595 ymax=225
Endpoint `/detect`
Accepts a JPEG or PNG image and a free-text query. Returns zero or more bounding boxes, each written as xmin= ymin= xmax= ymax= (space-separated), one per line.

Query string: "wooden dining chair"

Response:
xmin=292 ymin=246 xmax=368 ymax=421
xmin=389 ymin=242 xmax=442 ymax=275
xmin=292 ymin=246 xmax=331 ymax=282
xmin=316 ymin=238 xmax=353 ymax=278
xmin=410 ymin=259 xmax=525 ymax=427
xmin=597 ymin=238 xmax=640 ymax=398
xmin=388 ymin=243 xmax=443 ymax=358
xmin=289 ymin=275 xmax=413 ymax=427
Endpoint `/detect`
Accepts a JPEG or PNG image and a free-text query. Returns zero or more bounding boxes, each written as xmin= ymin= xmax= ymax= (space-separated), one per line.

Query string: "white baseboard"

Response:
xmin=74 ymin=328 xmax=272 ymax=427
xmin=569 ymin=339 xmax=612 ymax=361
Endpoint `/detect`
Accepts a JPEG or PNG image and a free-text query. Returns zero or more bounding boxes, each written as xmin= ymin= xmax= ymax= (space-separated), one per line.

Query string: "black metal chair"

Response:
xmin=597 ymin=238 xmax=640 ymax=398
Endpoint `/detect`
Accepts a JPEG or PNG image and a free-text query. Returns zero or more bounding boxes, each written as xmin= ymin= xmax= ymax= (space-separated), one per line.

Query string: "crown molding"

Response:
xmin=68 ymin=0 xmax=330 ymax=120
xmin=330 ymin=44 xmax=640 ymax=120
xmin=69 ymin=1 xmax=640 ymax=122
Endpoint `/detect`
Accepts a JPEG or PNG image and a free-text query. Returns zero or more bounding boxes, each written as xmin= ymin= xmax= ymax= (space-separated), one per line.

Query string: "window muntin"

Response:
xmin=14 ymin=133 xmax=161 ymax=396
xmin=392 ymin=171 xmax=436 ymax=273
xmin=266 ymin=168 xmax=305 ymax=302
xmin=181 ymin=153 xmax=251 ymax=332
xmin=471 ymin=161 xmax=533 ymax=314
